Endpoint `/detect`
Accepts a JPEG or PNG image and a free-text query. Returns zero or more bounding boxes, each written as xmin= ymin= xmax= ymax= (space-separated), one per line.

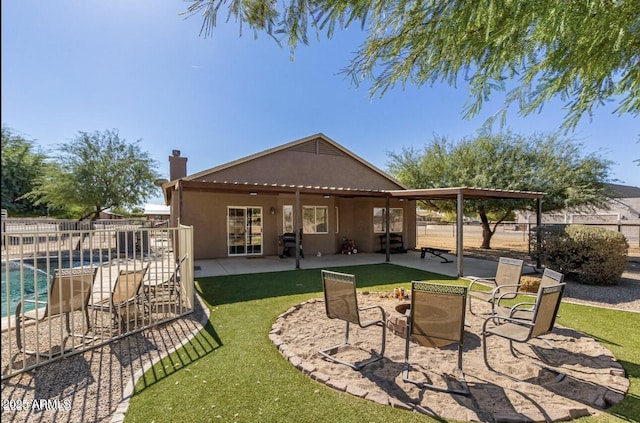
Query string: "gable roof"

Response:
xmin=606 ymin=183 xmax=640 ymax=199
xmin=182 ymin=133 xmax=407 ymax=190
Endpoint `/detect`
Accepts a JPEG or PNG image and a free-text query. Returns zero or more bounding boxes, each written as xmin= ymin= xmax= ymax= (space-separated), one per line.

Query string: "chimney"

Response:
xmin=169 ymin=150 xmax=187 ymax=181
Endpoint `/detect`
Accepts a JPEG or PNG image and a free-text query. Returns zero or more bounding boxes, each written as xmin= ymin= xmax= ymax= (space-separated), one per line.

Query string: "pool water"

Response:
xmin=1 ymin=257 xmax=100 ymax=318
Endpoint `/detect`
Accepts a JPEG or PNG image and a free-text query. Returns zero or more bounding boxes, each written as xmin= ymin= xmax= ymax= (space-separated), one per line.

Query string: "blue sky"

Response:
xmin=2 ymin=1 xmax=638 ymax=205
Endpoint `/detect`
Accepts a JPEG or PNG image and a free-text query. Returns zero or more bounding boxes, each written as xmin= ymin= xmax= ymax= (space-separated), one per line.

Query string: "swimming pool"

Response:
xmin=1 ymin=254 xmax=107 ymax=318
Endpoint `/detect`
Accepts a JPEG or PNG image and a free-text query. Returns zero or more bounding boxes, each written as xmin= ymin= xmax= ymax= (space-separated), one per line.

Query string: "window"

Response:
xmin=335 ymin=206 xmax=339 ymax=233
xmin=283 ymin=205 xmax=293 ymax=233
xmin=303 ymin=206 xmax=328 ymax=234
xmin=373 ymin=208 xmax=403 ymax=233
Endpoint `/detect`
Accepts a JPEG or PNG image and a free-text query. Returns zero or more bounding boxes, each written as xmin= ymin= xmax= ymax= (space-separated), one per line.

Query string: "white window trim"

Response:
xmin=373 ymin=207 xmax=404 ymax=233
xmin=303 ymin=205 xmax=329 ymax=234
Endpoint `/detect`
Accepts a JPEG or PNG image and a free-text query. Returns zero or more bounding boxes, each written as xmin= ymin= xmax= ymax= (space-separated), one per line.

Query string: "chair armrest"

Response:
xmin=483 ymin=314 xmax=535 ymax=331
xmin=467 ymin=278 xmax=497 ymax=292
xmin=490 ymin=283 xmax=522 ymax=300
xmin=508 ymin=302 xmax=536 ymax=318
xmin=357 ymin=304 xmax=386 ymax=326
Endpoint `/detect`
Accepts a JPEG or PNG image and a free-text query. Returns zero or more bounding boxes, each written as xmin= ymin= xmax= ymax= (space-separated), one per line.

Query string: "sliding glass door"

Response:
xmin=227 ymin=207 xmax=263 ymax=255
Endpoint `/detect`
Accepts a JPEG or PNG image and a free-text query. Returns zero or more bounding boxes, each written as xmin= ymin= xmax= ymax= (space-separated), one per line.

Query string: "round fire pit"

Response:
xmin=395 ymin=303 xmax=410 ymax=315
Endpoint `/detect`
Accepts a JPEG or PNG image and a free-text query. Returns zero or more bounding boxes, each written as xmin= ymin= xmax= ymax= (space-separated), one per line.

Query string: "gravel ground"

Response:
xmin=1 ymin=296 xmax=209 ymax=423
xmin=1 ymin=257 xmax=637 ymax=423
xmin=561 ymin=261 xmax=640 ymax=312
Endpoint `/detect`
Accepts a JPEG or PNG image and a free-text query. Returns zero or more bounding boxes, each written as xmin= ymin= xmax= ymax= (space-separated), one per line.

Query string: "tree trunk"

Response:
xmin=74 ymin=211 xmax=99 ymax=250
xmin=480 ymin=223 xmax=494 ymax=249
xmin=479 ymin=212 xmax=494 ymax=249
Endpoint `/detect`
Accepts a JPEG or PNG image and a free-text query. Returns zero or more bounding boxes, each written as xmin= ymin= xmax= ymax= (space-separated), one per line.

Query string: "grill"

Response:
xmin=280 ymin=231 xmax=304 ymax=258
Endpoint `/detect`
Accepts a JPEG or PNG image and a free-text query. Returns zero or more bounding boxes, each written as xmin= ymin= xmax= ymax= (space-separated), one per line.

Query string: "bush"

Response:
xmin=530 ymin=224 xmax=628 ymax=285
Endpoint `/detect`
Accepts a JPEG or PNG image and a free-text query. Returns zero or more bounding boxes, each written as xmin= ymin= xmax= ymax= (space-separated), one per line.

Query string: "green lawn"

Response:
xmin=124 ymin=264 xmax=639 ymax=422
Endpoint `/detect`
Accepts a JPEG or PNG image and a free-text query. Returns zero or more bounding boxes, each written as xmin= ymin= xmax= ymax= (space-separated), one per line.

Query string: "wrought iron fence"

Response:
xmin=1 ymin=221 xmax=193 ymax=379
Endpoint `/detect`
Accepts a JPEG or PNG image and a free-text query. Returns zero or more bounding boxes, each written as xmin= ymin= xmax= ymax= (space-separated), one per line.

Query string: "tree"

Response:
xmin=1 ymin=126 xmax=49 ymax=216
xmin=25 ymin=129 xmax=160 ymax=221
xmin=386 ymin=131 xmax=614 ymax=248
xmin=184 ymin=0 xmax=639 ymax=130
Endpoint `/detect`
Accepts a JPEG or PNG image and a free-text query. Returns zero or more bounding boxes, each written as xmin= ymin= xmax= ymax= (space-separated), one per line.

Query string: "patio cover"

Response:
xmin=388 ymin=187 xmax=544 ymax=276
xmin=164 ymin=180 xmax=543 ymax=275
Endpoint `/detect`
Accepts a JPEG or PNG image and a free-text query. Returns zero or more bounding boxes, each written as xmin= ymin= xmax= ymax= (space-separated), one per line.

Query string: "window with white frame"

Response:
xmin=303 ymin=206 xmax=328 ymax=234
xmin=373 ymin=207 xmax=403 ymax=233
xmin=283 ymin=205 xmax=294 ymax=233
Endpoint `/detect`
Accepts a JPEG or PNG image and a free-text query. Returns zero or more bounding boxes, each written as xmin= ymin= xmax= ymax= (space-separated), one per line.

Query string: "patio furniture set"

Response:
xmin=13 ymin=254 xmax=189 ymax=356
xmin=319 ymin=257 xmax=567 ymax=395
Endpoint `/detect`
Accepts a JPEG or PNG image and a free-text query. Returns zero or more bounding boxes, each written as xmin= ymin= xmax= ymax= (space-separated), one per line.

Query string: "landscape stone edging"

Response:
xmin=269 ymin=298 xmax=418 ymax=413
xmin=270 ymin=296 xmax=631 ymax=421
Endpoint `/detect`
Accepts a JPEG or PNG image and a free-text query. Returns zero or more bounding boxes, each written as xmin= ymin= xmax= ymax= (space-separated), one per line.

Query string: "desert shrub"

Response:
xmin=530 ymin=225 xmax=628 ymax=285
xmin=519 ymin=275 xmax=542 ymax=293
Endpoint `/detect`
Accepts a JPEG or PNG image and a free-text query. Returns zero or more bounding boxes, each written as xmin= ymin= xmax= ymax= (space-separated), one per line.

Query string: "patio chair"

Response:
xmin=402 ymin=282 xmax=470 ymax=396
xmin=482 ymin=283 xmax=566 ymax=376
xmin=143 ymin=253 xmax=188 ymax=308
xmin=90 ymin=264 xmax=149 ymax=331
xmin=467 ymin=257 xmax=524 ymax=315
xmin=15 ymin=267 xmax=99 ymax=356
xmin=319 ymin=270 xmax=386 ymax=370
xmin=493 ymin=268 xmax=565 ymax=318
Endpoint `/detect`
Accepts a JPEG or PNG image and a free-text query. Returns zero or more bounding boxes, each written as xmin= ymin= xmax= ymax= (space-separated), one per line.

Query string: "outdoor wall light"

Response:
xmin=270 ymin=207 xmax=276 ymax=215
xmin=250 ymin=192 xmax=258 ymax=196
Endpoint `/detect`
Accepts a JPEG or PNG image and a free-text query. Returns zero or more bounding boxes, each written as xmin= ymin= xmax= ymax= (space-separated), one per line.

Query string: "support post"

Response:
xmin=385 ymin=196 xmax=390 ymax=263
xmin=456 ymin=191 xmax=464 ymax=277
xmin=295 ymin=189 xmax=301 ymax=269
xmin=536 ymin=198 xmax=542 ymax=269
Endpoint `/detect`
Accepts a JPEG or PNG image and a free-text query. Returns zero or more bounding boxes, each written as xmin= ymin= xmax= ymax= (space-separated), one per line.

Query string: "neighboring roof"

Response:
xmin=143 ymin=203 xmax=170 ymax=215
xmin=606 ymin=183 xmax=640 ymax=199
xmin=101 ymin=209 xmax=124 ymax=217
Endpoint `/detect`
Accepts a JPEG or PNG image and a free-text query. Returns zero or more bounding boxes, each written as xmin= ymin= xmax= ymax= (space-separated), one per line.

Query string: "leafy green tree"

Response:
xmin=25 ymin=129 xmax=160 ymax=221
xmin=1 ymin=126 xmax=49 ymax=216
xmin=184 ymin=0 xmax=639 ymax=130
xmin=386 ymin=131 xmax=613 ymax=248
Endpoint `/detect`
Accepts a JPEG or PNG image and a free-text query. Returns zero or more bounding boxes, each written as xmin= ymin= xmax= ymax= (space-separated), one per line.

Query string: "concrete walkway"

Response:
xmin=193 ymin=250 xmax=537 ymax=280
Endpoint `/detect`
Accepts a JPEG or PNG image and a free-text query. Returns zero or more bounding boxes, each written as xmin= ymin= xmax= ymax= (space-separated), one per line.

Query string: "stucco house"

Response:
xmin=162 ymin=134 xmax=416 ymax=260
xmin=161 ymin=133 xmax=544 ymax=276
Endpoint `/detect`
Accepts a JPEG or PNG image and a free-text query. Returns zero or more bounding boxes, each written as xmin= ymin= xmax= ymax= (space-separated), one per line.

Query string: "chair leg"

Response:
xmin=403 ymin=334 xmax=470 ymax=396
xmin=318 ymin=320 xmax=385 ymax=370
xmin=468 ymin=295 xmax=476 ymax=315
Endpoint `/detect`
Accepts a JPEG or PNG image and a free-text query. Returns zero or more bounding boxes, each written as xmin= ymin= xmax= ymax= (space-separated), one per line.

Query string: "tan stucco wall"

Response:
xmin=178 ymin=190 xmax=416 ymax=260
xmin=197 ymin=148 xmax=403 ymax=190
